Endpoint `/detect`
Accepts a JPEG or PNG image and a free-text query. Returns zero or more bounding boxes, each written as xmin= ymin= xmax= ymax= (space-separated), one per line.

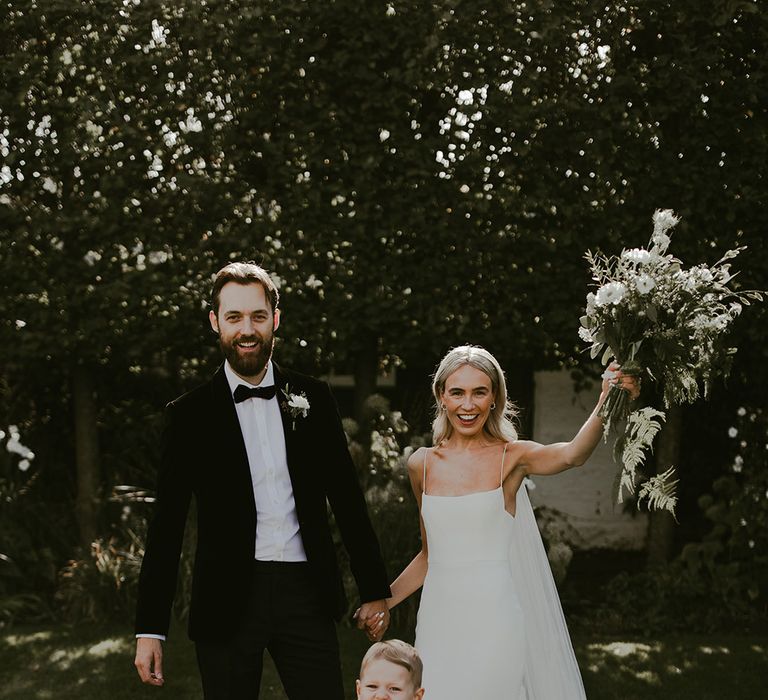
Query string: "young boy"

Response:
xmin=356 ymin=639 xmax=425 ymax=699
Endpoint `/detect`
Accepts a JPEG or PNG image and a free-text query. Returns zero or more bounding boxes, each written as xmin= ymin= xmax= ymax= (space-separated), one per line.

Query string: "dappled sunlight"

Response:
xmin=580 ymin=635 xmax=768 ymax=695
xmin=3 ymin=631 xmax=53 ymax=647
xmin=699 ymin=645 xmax=731 ymax=655
xmin=588 ymin=640 xmax=659 ymax=660
xmin=0 ymin=624 xmax=202 ymax=699
xmin=48 ymin=637 xmax=131 ymax=670
xmin=87 ymin=637 xmax=130 ymax=658
xmin=584 ymin=640 xmax=663 ymax=684
xmin=1 ymin=675 xmax=54 ymax=699
xmin=630 ymin=670 xmax=660 ymax=685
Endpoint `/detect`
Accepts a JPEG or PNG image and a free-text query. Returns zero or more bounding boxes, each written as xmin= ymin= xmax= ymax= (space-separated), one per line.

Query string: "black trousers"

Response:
xmin=195 ymin=561 xmax=345 ymax=700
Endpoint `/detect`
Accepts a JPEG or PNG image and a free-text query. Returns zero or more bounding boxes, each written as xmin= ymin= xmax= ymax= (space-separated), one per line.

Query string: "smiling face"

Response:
xmin=441 ymin=363 xmax=495 ymax=438
xmin=209 ymin=281 xmax=280 ymax=383
xmin=356 ymin=658 xmax=423 ymax=700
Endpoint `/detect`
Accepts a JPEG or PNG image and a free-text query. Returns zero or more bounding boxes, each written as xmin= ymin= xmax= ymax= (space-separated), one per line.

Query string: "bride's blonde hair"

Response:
xmin=431 ymin=345 xmax=519 ymax=445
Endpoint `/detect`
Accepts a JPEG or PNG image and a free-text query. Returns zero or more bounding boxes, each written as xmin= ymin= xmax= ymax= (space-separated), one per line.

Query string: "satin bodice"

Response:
xmin=422 ymin=487 xmax=512 ymax=565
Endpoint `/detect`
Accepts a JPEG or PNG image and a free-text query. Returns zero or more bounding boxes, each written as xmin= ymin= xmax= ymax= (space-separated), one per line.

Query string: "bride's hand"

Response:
xmin=354 ymin=603 xmax=389 ymax=642
xmin=363 ymin=612 xmax=387 ymax=641
xmin=601 ymin=363 xmax=641 ymax=401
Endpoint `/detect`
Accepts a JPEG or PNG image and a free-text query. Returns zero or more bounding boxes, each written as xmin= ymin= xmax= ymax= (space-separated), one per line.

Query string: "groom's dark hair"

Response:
xmin=211 ymin=261 xmax=280 ymax=315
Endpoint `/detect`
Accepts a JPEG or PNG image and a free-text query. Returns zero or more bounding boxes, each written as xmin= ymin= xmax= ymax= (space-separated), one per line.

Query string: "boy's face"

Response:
xmin=356 ymin=658 xmax=424 ymax=700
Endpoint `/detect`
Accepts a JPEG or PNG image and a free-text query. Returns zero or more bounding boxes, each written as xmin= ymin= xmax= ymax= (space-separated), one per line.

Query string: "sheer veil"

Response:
xmin=507 ymin=481 xmax=587 ymax=699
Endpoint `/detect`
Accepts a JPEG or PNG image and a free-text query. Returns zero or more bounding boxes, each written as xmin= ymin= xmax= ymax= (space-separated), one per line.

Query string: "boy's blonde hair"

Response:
xmin=359 ymin=639 xmax=423 ymax=689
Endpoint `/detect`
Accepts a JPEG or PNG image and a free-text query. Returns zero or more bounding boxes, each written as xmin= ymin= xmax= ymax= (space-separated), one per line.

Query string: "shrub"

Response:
xmin=336 ymin=395 xmax=422 ymax=631
xmin=55 ymin=487 xmax=148 ymax=623
xmin=597 ymin=405 xmax=768 ymax=633
xmin=678 ymin=405 xmax=768 ymax=622
xmin=0 ymin=425 xmax=55 ymax=626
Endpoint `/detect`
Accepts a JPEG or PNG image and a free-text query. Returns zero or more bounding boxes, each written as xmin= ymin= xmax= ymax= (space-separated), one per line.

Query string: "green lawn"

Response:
xmin=0 ymin=622 xmax=766 ymax=699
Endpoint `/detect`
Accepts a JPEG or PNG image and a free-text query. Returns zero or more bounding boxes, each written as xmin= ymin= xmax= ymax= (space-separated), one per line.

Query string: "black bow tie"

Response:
xmin=233 ymin=384 xmax=277 ymax=403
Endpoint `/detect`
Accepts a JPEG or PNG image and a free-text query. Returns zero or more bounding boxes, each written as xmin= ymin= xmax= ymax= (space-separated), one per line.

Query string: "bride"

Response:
xmin=363 ymin=345 xmax=639 ymax=699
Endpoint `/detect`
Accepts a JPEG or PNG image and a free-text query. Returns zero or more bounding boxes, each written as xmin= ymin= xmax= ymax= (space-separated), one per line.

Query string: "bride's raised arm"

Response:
xmin=516 ymin=367 xmax=639 ymax=477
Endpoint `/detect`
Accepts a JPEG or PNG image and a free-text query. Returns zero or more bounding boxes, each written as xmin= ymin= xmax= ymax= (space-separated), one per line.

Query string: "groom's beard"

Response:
xmin=219 ymin=330 xmax=275 ymax=378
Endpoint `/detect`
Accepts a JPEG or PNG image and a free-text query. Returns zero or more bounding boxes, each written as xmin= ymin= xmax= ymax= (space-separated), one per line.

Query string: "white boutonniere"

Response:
xmin=281 ymin=384 xmax=310 ymax=429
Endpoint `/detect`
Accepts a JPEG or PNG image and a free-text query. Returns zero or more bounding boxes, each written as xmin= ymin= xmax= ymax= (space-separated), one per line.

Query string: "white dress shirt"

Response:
xmin=224 ymin=360 xmax=307 ymax=562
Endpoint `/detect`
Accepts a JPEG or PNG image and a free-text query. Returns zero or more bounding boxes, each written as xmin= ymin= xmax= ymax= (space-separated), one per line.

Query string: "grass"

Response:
xmin=575 ymin=632 xmax=768 ymax=699
xmin=0 ymin=621 xmax=766 ymax=699
xmin=0 ymin=619 xmax=369 ymax=700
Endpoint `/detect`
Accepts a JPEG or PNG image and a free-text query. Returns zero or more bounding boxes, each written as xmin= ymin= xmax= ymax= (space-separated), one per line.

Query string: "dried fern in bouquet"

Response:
xmin=580 ymin=210 xmax=763 ymax=515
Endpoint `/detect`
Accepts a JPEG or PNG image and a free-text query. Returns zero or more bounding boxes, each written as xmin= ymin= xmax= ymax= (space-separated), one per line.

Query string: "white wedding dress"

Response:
xmin=414 ymin=446 xmax=586 ymax=699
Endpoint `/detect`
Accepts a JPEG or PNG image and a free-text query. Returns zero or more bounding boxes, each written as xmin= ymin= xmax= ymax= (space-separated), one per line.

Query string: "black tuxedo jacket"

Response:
xmin=135 ymin=363 xmax=391 ymax=640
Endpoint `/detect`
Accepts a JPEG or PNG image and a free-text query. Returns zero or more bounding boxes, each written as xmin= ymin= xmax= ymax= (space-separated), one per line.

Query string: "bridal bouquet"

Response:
xmin=580 ymin=209 xmax=762 ymax=514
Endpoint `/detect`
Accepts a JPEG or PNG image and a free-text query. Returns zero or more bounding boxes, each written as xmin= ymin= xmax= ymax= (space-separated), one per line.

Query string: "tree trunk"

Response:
xmin=645 ymin=404 xmax=683 ymax=568
xmin=73 ymin=365 xmax=101 ymax=549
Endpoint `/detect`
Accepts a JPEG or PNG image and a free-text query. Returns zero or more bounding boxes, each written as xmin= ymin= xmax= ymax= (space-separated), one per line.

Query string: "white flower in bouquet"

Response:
xmin=652 ymin=208 xmax=680 ymax=233
xmin=622 ymin=248 xmax=653 ymax=265
xmin=580 ymin=209 xmax=763 ymax=514
xmin=595 ymin=281 xmax=627 ymax=306
xmin=651 ymin=231 xmax=671 ymax=254
xmin=650 ymin=209 xmax=679 ymax=254
xmin=578 ymin=327 xmax=595 ymax=343
xmin=635 ymin=274 xmax=656 ymax=295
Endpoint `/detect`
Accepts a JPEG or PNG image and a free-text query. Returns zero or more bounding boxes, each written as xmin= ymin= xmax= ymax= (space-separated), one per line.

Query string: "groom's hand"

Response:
xmin=354 ymin=599 xmax=390 ymax=642
xmin=135 ymin=637 xmax=165 ymax=686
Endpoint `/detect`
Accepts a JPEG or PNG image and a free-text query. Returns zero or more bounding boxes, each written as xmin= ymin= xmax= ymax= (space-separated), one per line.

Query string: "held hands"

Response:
xmin=353 ymin=599 xmax=390 ymax=642
xmin=135 ymin=637 xmax=164 ymax=686
xmin=601 ymin=362 xmax=642 ymax=401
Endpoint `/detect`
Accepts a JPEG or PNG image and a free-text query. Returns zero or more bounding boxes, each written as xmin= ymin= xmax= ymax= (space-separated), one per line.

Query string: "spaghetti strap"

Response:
xmin=423 ymin=448 xmax=429 ymax=495
xmin=500 ymin=443 xmax=509 ymax=487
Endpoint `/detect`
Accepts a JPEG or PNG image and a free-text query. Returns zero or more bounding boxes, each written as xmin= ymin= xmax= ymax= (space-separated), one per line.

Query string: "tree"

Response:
xmin=1 ymin=0 xmax=765 ymax=579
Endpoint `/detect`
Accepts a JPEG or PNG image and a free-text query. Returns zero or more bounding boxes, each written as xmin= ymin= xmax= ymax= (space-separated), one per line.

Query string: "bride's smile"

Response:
xmin=441 ymin=364 xmax=495 ymax=438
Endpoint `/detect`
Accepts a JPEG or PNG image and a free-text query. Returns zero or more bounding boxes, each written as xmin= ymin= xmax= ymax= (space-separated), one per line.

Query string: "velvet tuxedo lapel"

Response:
xmin=273 ymin=363 xmax=305 ymax=492
xmin=209 ymin=365 xmax=255 ymax=504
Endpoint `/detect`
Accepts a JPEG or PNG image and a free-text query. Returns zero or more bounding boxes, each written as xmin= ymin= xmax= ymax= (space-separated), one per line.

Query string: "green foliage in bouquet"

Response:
xmin=581 ymin=210 xmax=763 ymax=513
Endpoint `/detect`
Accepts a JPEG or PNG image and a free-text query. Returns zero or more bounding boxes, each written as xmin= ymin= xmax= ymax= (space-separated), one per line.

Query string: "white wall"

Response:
xmin=530 ymin=370 xmax=647 ymax=550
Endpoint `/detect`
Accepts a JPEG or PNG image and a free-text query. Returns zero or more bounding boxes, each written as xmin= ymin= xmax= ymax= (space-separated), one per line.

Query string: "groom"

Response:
xmin=134 ymin=262 xmax=391 ymax=699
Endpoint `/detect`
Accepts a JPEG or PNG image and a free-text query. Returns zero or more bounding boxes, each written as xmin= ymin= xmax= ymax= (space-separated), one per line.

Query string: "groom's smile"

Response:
xmin=235 ymin=337 xmax=262 ymax=352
